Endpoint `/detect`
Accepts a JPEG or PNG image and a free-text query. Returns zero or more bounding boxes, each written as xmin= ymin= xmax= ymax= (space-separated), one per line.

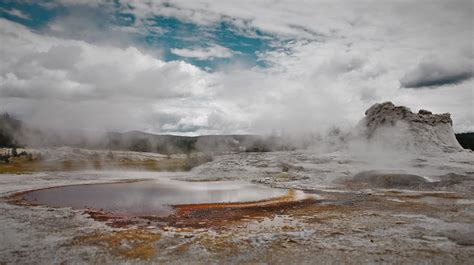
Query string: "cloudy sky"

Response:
xmin=0 ymin=0 xmax=472 ymax=135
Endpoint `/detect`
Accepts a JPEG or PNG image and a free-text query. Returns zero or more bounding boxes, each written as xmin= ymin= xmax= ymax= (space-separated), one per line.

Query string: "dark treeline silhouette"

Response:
xmin=455 ymin=133 xmax=474 ymax=151
xmin=0 ymin=113 xmax=23 ymax=148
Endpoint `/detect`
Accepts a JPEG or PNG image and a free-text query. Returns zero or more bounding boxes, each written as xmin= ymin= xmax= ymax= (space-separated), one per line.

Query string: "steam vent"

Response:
xmin=362 ymin=102 xmax=464 ymax=152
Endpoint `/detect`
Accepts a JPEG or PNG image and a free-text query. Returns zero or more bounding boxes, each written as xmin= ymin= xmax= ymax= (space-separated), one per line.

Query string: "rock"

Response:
xmin=364 ymin=102 xmax=453 ymax=129
xmin=441 ymin=231 xmax=474 ymax=246
xmin=350 ymin=171 xmax=471 ymax=190
xmin=437 ymin=173 xmax=469 ymax=184
xmin=418 ymin=109 xmax=432 ymax=115
xmin=361 ymin=102 xmax=464 ymax=152
xmin=351 ymin=170 xmax=427 ymax=188
xmin=280 ymin=162 xmax=304 ymax=173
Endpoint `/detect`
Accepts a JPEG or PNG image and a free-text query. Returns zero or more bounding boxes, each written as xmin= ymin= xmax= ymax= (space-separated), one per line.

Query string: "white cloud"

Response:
xmin=0 ymin=8 xmax=30 ymax=20
xmin=0 ymin=19 xmax=213 ymax=132
xmin=1 ymin=1 xmax=473 ymax=134
xmin=171 ymin=45 xmax=234 ymax=60
xmin=119 ymin=0 xmax=472 ymax=43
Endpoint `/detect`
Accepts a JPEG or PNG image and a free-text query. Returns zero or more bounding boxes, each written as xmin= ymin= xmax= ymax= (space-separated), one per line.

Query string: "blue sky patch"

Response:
xmin=142 ymin=16 xmax=276 ymax=70
xmin=0 ymin=1 xmax=277 ymax=71
xmin=0 ymin=1 xmax=62 ymax=29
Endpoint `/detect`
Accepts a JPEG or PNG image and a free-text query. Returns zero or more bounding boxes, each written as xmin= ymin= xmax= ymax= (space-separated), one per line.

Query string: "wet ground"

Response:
xmin=1 ymin=150 xmax=474 ymax=264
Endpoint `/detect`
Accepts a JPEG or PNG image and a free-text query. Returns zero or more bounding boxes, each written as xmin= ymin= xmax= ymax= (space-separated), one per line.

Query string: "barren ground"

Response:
xmin=1 ymin=149 xmax=473 ymax=264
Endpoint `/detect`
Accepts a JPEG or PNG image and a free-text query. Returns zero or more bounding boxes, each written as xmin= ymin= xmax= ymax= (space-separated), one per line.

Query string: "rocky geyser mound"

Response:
xmin=361 ymin=102 xmax=464 ymax=152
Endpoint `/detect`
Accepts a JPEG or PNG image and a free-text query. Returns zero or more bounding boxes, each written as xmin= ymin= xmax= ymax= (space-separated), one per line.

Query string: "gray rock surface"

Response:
xmin=361 ymin=102 xmax=464 ymax=152
xmin=351 ymin=170 xmax=427 ymax=188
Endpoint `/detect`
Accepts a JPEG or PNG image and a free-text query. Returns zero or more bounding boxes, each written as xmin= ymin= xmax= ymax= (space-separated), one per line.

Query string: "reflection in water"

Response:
xmin=22 ymin=180 xmax=290 ymax=217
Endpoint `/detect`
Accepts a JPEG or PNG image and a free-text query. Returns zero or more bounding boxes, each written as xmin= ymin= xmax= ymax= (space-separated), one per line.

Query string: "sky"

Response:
xmin=0 ymin=0 xmax=473 ymax=135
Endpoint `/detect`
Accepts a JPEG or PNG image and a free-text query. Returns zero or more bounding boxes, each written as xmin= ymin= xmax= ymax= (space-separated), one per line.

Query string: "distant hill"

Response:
xmin=0 ymin=113 xmax=294 ymax=154
xmin=103 ymin=131 xmax=292 ymax=154
xmin=455 ymin=132 xmax=474 ymax=151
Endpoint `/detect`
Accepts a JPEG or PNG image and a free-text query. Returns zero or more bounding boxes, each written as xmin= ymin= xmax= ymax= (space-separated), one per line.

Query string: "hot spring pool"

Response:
xmin=20 ymin=180 xmax=301 ymax=217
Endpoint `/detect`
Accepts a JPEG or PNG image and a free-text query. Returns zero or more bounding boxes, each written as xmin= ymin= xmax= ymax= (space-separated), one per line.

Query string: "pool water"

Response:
xmin=22 ymin=180 xmax=293 ymax=217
